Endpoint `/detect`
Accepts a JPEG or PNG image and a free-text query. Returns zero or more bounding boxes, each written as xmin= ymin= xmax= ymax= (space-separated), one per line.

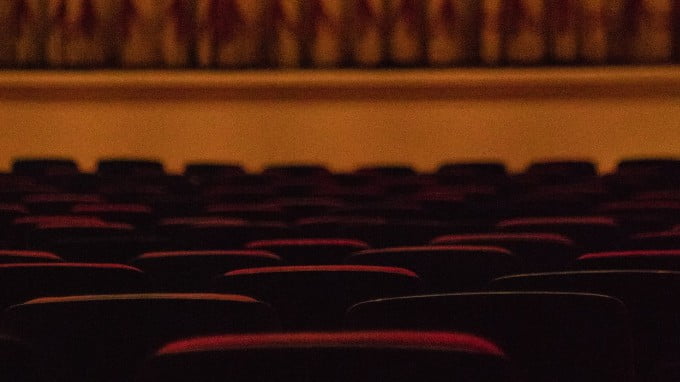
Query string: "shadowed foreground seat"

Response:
xmin=1 ymin=294 xmax=278 ymax=382
xmin=490 ymin=271 xmax=680 ymax=379
xmin=137 ymin=331 xmax=516 ymax=382
xmin=346 ymin=292 xmax=634 ymax=382
xmin=0 ymin=336 xmax=38 ymax=382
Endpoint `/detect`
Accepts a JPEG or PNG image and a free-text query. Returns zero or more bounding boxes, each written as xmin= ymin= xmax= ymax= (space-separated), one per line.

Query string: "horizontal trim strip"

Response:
xmin=1 ymin=67 xmax=679 ymax=101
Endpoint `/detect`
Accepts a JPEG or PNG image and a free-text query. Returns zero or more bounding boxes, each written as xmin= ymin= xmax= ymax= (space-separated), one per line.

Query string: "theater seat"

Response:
xmin=491 ymin=270 xmax=680 ymax=379
xmin=496 ymin=216 xmax=623 ymax=250
xmin=137 ymin=331 xmax=515 ymax=382
xmin=431 ymin=233 xmax=578 ymax=272
xmin=0 ymin=250 xmax=63 ymax=263
xmin=1 ymin=294 xmax=278 ymax=382
xmin=27 ymin=221 xmax=164 ymax=263
xmin=263 ymin=164 xmax=331 ymax=178
xmin=71 ymin=203 xmax=156 ymax=227
xmin=184 ymin=163 xmax=244 ymax=180
xmin=346 ymin=292 xmax=634 ymax=382
xmin=346 ymin=246 xmax=516 ymax=291
xmin=246 ymin=238 xmax=370 ymax=265
xmin=213 ymin=265 xmax=422 ymax=329
xmin=577 ymin=250 xmax=680 ymax=270
xmin=628 ymin=231 xmax=680 ymax=250
xmin=0 ymin=263 xmax=147 ymax=308
xmin=22 ymin=193 xmax=104 ymax=214
xmin=130 ymin=250 xmax=282 ymax=291
xmin=97 ymin=159 xmax=165 ymax=177
xmin=165 ymin=219 xmax=293 ymax=249
xmin=11 ymin=158 xmax=79 ymax=176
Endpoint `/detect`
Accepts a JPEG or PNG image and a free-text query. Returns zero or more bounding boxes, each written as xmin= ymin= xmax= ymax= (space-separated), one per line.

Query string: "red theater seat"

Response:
xmin=246 ymin=238 xmax=370 ymax=265
xmin=298 ymin=217 xmax=456 ymax=246
xmin=164 ymin=219 xmax=293 ymax=249
xmin=577 ymin=250 xmax=680 ymax=270
xmin=27 ymin=221 xmax=162 ymax=262
xmin=213 ymin=265 xmax=422 ymax=329
xmin=496 ymin=216 xmax=623 ymax=250
xmin=0 ymin=250 xmax=62 ymax=263
xmin=22 ymin=193 xmax=104 ymax=214
xmin=71 ymin=203 xmax=155 ymax=226
xmin=431 ymin=233 xmax=578 ymax=272
xmin=130 ymin=250 xmax=282 ymax=291
xmin=346 ymin=246 xmax=516 ymax=292
xmin=597 ymin=200 xmax=680 ymax=232
xmin=204 ymin=203 xmax=284 ymax=221
xmin=0 ymin=263 xmax=146 ymax=308
xmin=1 ymin=294 xmax=278 ymax=382
xmin=628 ymin=231 xmax=680 ymax=250
xmin=137 ymin=331 xmax=514 ymax=382
xmin=346 ymin=292 xmax=634 ymax=382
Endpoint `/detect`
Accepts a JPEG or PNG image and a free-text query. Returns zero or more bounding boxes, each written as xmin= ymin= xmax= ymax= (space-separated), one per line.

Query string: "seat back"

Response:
xmin=431 ymin=233 xmax=577 ymax=272
xmin=138 ymin=331 xmax=516 ymax=382
xmin=346 ymin=245 xmax=516 ymax=291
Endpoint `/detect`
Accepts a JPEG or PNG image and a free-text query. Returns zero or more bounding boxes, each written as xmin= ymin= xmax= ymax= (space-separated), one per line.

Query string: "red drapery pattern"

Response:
xmin=207 ymin=0 xmax=245 ymax=44
xmin=170 ymin=0 xmax=192 ymax=40
xmin=13 ymin=0 xmax=31 ymax=35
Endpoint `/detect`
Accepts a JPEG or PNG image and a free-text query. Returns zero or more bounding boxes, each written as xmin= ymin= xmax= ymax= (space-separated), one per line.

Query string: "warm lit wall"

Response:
xmin=1 ymin=67 xmax=679 ymax=173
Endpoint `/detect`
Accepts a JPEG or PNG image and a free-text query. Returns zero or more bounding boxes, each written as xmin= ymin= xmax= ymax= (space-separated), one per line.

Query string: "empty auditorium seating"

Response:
xmin=130 ymin=250 xmax=282 ymax=291
xmin=346 ymin=246 xmax=516 ymax=292
xmin=213 ymin=265 xmax=422 ymax=329
xmin=137 ymin=331 xmax=515 ymax=382
xmin=1 ymin=294 xmax=278 ymax=382
xmin=246 ymin=238 xmax=370 ymax=265
xmin=346 ymin=292 xmax=634 ymax=382
xmin=2 ymin=155 xmax=680 ymax=381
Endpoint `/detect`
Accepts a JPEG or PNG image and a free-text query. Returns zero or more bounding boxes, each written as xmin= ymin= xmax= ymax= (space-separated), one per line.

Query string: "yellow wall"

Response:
xmin=1 ymin=68 xmax=679 ymax=174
